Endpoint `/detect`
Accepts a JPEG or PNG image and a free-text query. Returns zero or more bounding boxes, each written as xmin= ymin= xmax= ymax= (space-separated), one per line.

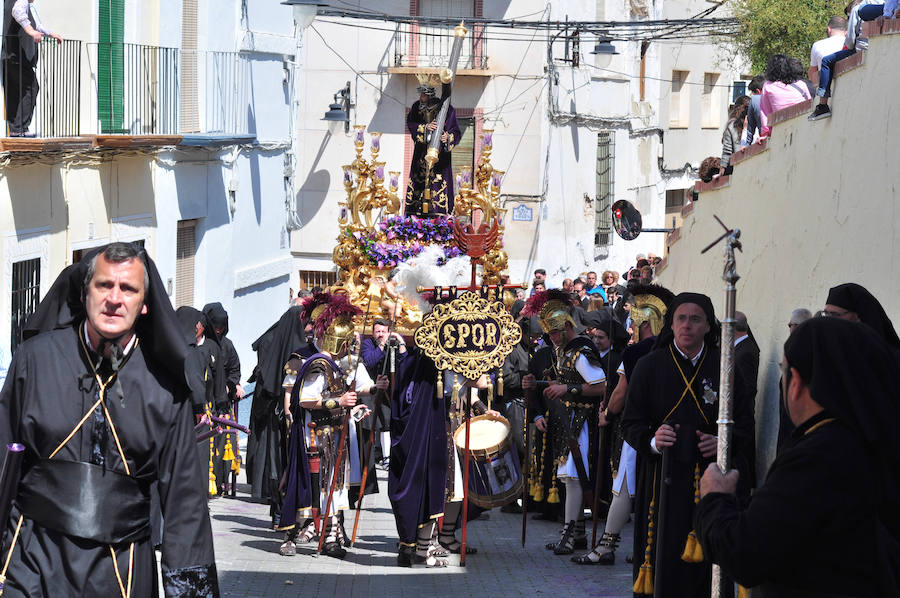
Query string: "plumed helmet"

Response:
xmin=313 ymin=292 xmax=363 ymax=355
xmin=522 ymin=289 xmax=576 ymax=334
xmin=629 ymin=283 xmax=675 ymax=340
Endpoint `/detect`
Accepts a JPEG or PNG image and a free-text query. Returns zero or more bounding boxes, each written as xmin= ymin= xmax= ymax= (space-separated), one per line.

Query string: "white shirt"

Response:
xmin=12 ymin=0 xmax=52 ymax=35
xmin=299 ymin=356 xmax=373 ymax=404
xmin=734 ymin=334 xmax=748 ymax=348
xmin=810 ymin=35 xmax=846 ymax=70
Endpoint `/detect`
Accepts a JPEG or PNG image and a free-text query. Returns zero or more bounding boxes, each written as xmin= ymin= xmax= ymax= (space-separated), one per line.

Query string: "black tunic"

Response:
xmin=0 ymin=325 xmax=218 ymax=597
xmin=622 ymin=343 xmax=754 ymax=598
xmin=695 ymin=413 xmax=880 ymax=598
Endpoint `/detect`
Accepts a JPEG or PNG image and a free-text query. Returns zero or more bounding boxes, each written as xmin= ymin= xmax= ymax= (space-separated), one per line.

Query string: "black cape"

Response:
xmin=622 ymin=343 xmax=754 ymax=598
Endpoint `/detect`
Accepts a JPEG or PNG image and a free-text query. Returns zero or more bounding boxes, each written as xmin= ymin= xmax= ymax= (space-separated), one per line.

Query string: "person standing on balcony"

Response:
xmin=404 ymin=74 xmax=460 ymax=217
xmin=1 ymin=0 xmax=62 ymax=137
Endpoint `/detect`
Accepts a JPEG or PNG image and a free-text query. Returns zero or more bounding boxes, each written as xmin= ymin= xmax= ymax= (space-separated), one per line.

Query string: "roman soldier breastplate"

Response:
xmin=555 ymin=348 xmax=586 ymax=385
xmin=308 ymin=360 xmax=348 ymax=427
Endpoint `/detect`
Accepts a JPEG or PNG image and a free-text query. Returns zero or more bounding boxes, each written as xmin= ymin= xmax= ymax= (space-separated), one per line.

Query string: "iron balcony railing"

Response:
xmin=392 ymin=21 xmax=488 ymax=70
xmin=0 ymin=40 xmax=251 ymax=138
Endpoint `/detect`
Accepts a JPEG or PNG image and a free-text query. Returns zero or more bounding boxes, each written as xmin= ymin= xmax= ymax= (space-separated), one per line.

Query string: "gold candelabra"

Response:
xmin=453 ymin=129 xmax=509 ymax=283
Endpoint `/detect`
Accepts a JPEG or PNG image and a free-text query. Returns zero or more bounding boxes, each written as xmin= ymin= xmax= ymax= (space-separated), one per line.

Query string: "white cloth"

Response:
xmin=557 ymin=420 xmax=590 ymax=479
xmin=612 ymin=441 xmax=637 ymax=497
xmin=575 ymin=353 xmax=606 ymax=385
xmin=810 ymin=35 xmax=846 ymax=70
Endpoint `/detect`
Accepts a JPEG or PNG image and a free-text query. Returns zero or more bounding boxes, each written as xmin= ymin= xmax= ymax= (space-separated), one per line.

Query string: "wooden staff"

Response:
xmin=590 ymin=423 xmax=606 ymax=549
xmin=653 ymin=446 xmax=671 ymax=597
xmin=521 ymin=399 xmax=530 ymax=547
xmin=349 ymin=315 xmax=398 ymax=546
xmin=316 ymin=296 xmax=374 ymax=555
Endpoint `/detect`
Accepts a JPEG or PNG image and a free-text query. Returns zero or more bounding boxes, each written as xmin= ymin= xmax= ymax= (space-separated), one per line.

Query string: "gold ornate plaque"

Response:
xmin=414 ymin=290 xmax=522 ymax=380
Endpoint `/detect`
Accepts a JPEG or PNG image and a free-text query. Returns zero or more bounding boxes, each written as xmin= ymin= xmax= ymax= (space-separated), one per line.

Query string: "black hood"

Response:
xmin=23 ymin=243 xmax=189 ymax=390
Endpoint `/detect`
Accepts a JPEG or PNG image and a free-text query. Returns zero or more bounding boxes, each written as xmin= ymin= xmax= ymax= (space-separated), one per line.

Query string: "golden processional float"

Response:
xmin=324 ymin=21 xmax=539 ymax=564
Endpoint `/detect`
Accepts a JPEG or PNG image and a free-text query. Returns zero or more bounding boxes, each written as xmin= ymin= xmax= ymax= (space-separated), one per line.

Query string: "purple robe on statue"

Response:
xmin=405 ymin=86 xmax=461 ymax=217
xmin=388 ymin=348 xmax=449 ymax=546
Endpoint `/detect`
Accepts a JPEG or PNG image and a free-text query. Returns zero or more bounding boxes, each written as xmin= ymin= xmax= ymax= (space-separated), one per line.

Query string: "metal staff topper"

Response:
xmin=701 ymin=215 xmax=742 ymax=598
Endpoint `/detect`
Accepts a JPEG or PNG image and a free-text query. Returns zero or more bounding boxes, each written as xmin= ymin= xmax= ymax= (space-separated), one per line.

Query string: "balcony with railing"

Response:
xmin=389 ymin=21 xmax=489 ymax=75
xmin=1 ymin=38 xmax=253 ymax=150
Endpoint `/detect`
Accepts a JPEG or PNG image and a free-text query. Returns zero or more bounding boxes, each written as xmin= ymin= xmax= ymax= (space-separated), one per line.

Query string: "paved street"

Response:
xmin=210 ymin=460 xmax=635 ymax=598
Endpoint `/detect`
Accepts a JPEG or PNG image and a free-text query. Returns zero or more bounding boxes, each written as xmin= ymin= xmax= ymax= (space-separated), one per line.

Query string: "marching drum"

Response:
xmin=453 ymin=413 xmax=524 ymax=508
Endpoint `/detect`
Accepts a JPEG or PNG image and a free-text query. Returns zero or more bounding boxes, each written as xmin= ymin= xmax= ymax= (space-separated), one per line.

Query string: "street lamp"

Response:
xmin=591 ymin=38 xmax=619 ymax=69
xmin=323 ymin=81 xmax=352 ymax=133
xmin=280 ymin=0 xmax=325 ymax=29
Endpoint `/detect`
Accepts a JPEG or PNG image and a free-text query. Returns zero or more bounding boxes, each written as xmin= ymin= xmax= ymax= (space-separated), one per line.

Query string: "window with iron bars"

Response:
xmin=10 ymin=258 xmax=40 ymax=353
xmin=298 ymin=270 xmax=338 ymax=292
xmin=595 ymin=131 xmax=615 ymax=248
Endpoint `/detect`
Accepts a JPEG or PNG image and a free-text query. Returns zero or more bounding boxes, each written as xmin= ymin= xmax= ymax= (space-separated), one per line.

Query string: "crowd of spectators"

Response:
xmin=702 ymin=2 xmax=898 ymax=182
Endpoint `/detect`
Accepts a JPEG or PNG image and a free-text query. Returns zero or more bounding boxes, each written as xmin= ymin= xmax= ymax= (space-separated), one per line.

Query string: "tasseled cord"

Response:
xmin=437 ymin=370 xmax=444 ymax=398
xmin=633 ymin=468 xmax=658 ymax=595
xmin=681 ymin=463 xmax=704 ymax=563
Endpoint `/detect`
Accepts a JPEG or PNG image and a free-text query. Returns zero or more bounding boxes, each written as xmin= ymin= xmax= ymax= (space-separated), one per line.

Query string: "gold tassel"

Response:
xmin=681 ymin=464 xmax=703 ymax=562
xmin=452 ymin=376 xmax=461 ymax=404
xmin=487 ymin=383 xmax=493 ymax=411
xmin=547 ymin=471 xmax=560 ymax=504
xmin=497 ymin=370 xmax=504 ymax=397
xmin=634 ymin=469 xmax=658 ymax=595
xmin=208 ymin=436 xmax=217 ymax=496
xmin=681 ymin=530 xmax=704 ymax=563
xmin=533 ymin=482 xmax=544 ymax=502
xmin=437 ymin=370 xmax=444 ymax=398
xmin=223 ymin=435 xmax=235 ymax=462
xmin=231 ymin=453 xmax=241 ymax=474
xmin=737 ymin=585 xmax=750 ymax=598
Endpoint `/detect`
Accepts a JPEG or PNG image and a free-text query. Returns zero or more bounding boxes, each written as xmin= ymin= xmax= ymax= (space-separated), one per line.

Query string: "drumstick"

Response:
xmin=460 ymin=383 xmax=473 ymax=566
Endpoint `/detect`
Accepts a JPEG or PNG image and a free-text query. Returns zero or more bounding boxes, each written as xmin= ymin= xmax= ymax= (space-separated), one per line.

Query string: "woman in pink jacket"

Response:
xmin=759 ymin=54 xmax=812 ymax=136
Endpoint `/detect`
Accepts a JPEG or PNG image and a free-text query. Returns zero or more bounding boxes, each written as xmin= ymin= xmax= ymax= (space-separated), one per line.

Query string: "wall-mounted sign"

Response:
xmin=511 ymin=204 xmax=533 ymax=222
xmin=414 ymin=290 xmax=521 ymax=380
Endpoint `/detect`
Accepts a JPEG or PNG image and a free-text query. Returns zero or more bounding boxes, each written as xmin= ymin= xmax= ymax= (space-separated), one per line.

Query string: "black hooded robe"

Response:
xmin=622 ymin=343 xmax=755 ymax=598
xmin=0 ymin=326 xmax=217 ymax=596
xmin=246 ymin=306 xmax=308 ymax=503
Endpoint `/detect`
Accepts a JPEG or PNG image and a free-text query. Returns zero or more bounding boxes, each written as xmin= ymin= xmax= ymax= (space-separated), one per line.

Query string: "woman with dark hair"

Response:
xmin=759 ymin=54 xmax=812 ymax=136
xmin=721 ymin=95 xmax=750 ymax=174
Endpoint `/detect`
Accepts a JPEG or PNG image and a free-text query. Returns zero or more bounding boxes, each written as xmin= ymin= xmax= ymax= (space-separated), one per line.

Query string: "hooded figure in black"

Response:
xmin=246 ymin=305 xmax=310 ymax=516
xmin=824 ymin=283 xmax=900 ymax=348
xmin=695 ymin=317 xmax=900 ymax=598
xmin=622 ymin=292 xmax=754 ymax=598
xmin=202 ymin=303 xmax=242 ymax=402
xmin=0 ymin=242 xmax=219 ymax=597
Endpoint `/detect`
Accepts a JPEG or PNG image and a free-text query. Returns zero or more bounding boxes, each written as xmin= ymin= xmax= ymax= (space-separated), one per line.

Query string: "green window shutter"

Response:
xmin=98 ymin=0 xmax=125 ymax=133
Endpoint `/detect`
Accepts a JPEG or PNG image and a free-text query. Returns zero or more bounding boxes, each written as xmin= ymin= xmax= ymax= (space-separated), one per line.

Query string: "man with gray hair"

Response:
xmin=1 ymin=243 xmax=219 ymax=596
xmin=788 ymin=308 xmax=812 ymax=333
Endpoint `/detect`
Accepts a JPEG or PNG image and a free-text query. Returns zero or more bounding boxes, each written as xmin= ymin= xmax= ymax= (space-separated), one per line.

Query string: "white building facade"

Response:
xmin=291 ymin=0 xmax=747 ymax=288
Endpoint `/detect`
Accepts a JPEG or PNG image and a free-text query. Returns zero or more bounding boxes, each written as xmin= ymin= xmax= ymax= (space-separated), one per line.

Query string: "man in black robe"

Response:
xmin=405 ymin=78 xmax=461 ymax=216
xmin=0 ymin=242 xmax=218 ymax=597
xmin=823 ymin=282 xmax=900 ymax=348
xmin=622 ymin=292 xmax=754 ymax=597
xmin=246 ymin=304 xmax=309 ymax=526
xmin=695 ymin=317 xmax=900 ymax=598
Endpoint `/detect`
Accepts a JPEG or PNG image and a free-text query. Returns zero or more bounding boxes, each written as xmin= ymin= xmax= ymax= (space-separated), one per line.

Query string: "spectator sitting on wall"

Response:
xmin=809 ymin=0 xmax=884 ymax=121
xmin=722 ymin=95 xmax=750 ymax=174
xmin=760 ymin=54 xmax=812 ymax=136
xmin=744 ymin=75 xmax=766 ymax=146
xmin=809 ymin=16 xmax=848 ymax=85
xmin=698 ymin=156 xmax=721 ymax=183
xmin=584 ymin=271 xmax=608 ymax=302
xmin=533 ymin=279 xmax=546 ymax=294
xmin=529 ymin=268 xmax=547 ymax=295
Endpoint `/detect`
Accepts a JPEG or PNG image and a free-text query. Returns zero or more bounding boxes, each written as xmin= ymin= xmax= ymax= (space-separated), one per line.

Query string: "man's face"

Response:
xmin=84 ymin=255 xmax=148 ymax=343
xmin=563 ymin=279 xmax=574 ymax=292
xmin=534 ymin=272 xmax=546 ymax=282
xmin=419 ymin=93 xmax=429 ymax=104
xmin=574 ymin=283 xmax=585 ymax=298
xmin=587 ymin=272 xmax=597 ymax=286
xmin=534 ymin=282 xmax=545 ymax=293
xmin=672 ymin=303 xmax=710 ymax=354
xmin=823 ymin=304 xmax=859 ymax=322
xmin=372 ymin=324 xmax=390 ymax=344
xmin=607 ymin=290 xmax=618 ymax=304
xmin=547 ymin=324 xmax=571 ymax=348
xmin=590 ymin=328 xmax=611 ymax=352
